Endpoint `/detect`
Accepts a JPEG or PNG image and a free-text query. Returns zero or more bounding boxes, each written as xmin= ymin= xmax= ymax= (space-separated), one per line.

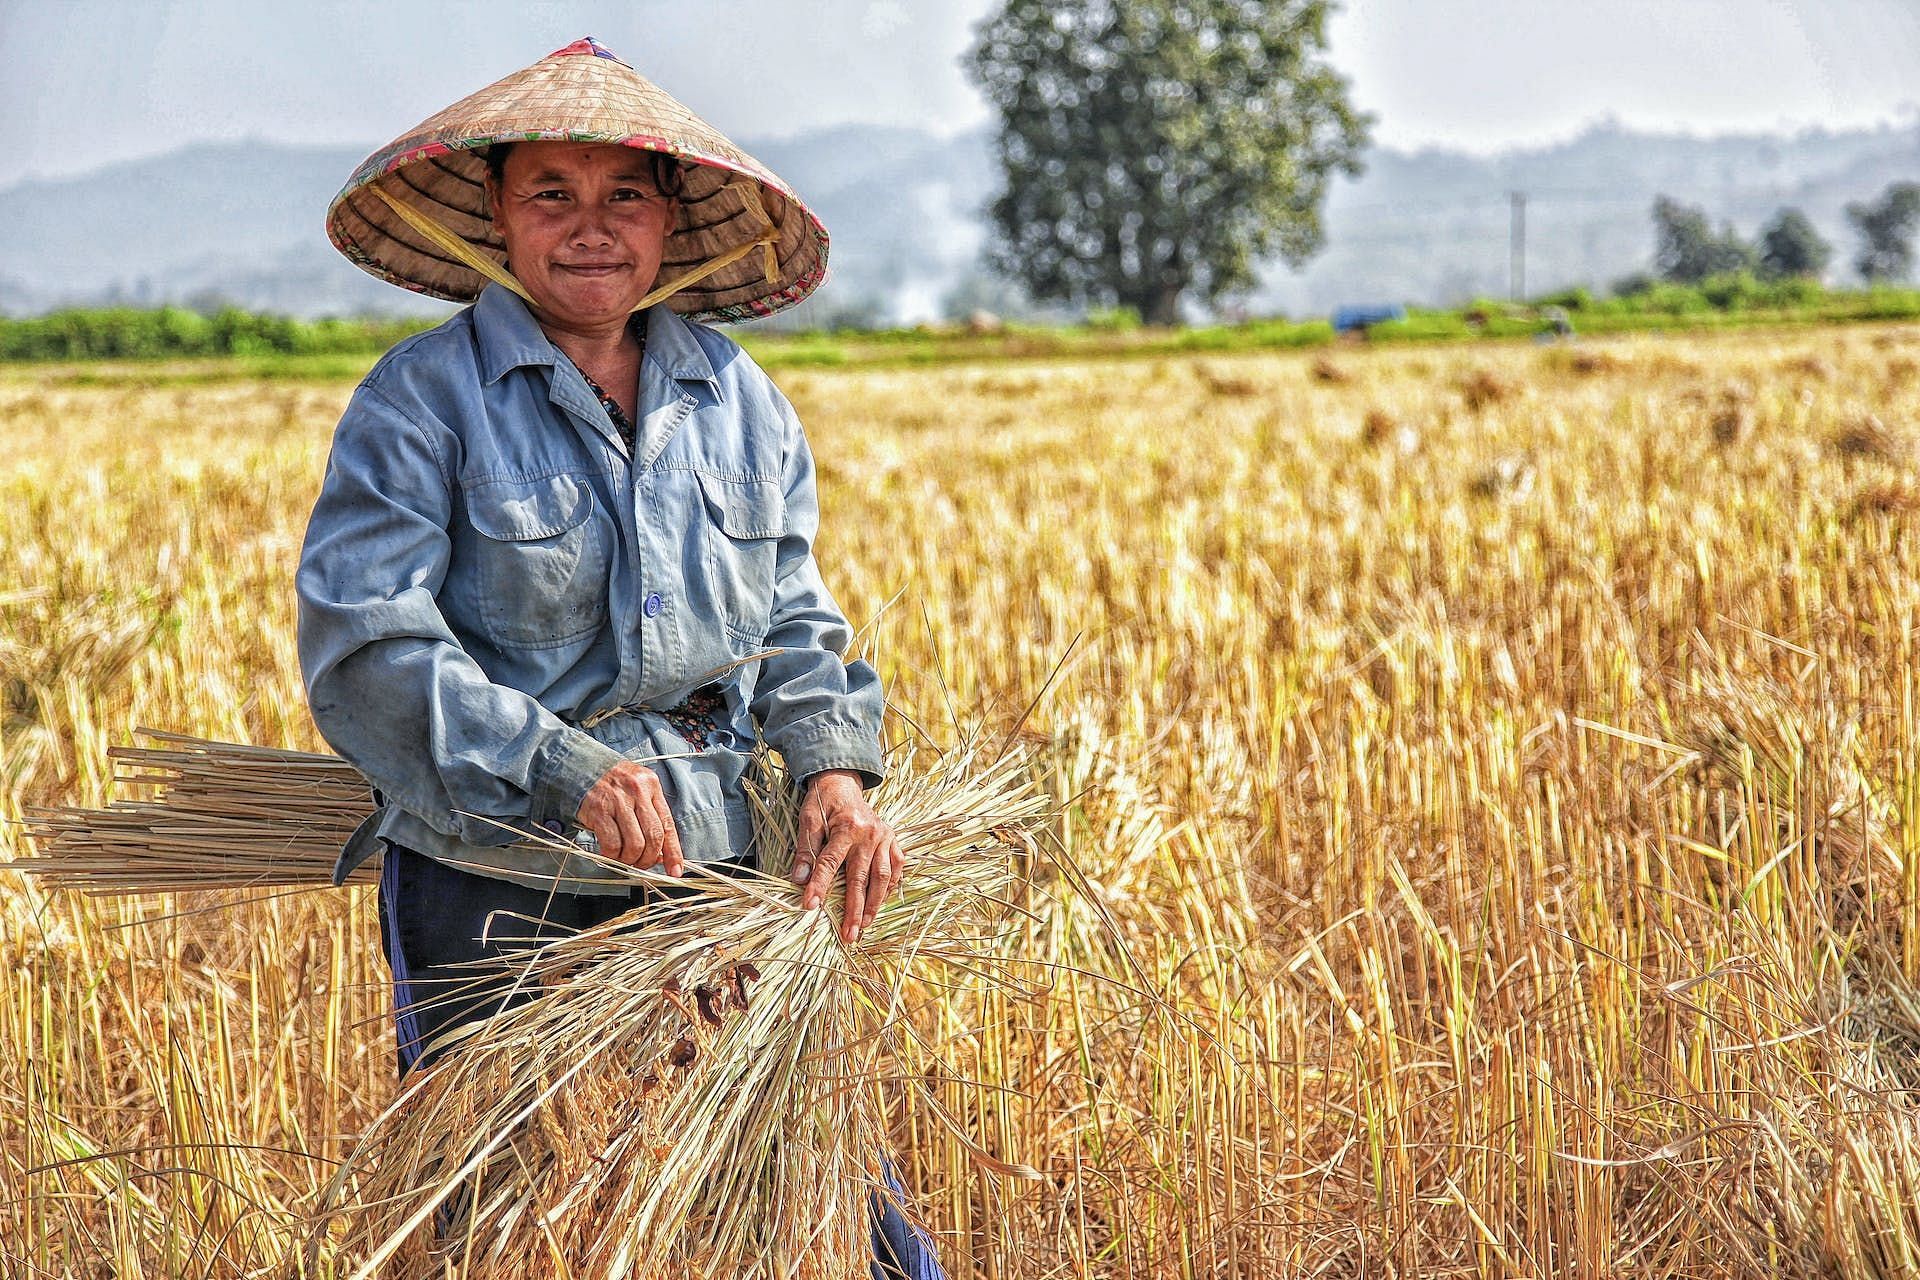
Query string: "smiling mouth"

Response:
xmin=556 ymin=263 xmax=630 ymax=275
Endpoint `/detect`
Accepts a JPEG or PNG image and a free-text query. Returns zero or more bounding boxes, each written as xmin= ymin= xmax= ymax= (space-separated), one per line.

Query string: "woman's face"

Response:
xmin=485 ymin=141 xmax=680 ymax=333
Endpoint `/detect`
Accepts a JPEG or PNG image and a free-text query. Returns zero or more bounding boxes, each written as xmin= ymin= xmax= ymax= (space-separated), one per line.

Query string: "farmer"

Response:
xmin=295 ymin=37 xmax=938 ymax=1278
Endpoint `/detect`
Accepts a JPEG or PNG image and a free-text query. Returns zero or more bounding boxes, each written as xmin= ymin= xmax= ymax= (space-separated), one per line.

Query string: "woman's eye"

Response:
xmin=612 ymin=189 xmax=653 ymax=202
xmin=532 ymin=189 xmax=567 ymax=201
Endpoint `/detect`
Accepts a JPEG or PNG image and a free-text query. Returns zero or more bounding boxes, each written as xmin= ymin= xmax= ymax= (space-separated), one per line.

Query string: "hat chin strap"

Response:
xmin=368 ymin=177 xmax=782 ymax=312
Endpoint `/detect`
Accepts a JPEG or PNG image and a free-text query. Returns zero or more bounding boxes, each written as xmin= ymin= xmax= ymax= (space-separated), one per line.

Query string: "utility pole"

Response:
xmin=1509 ymin=190 xmax=1527 ymax=302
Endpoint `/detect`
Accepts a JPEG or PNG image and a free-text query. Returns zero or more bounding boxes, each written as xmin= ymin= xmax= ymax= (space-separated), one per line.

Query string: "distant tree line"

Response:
xmin=1619 ymin=181 xmax=1920 ymax=296
xmin=0 ymin=306 xmax=435 ymax=361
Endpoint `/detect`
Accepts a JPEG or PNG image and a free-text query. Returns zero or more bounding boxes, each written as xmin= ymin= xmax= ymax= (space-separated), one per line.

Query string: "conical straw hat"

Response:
xmin=325 ymin=37 xmax=828 ymax=323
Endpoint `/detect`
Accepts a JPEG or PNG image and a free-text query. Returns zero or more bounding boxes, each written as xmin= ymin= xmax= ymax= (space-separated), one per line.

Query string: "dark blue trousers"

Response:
xmin=375 ymin=841 xmax=945 ymax=1279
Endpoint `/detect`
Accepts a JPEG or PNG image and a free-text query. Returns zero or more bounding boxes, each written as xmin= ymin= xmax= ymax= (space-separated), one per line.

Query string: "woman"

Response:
xmin=296 ymin=37 xmax=939 ymax=1278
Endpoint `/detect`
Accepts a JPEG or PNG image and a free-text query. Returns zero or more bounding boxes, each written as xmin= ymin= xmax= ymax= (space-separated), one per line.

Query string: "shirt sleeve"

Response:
xmin=294 ymin=379 xmax=626 ymax=846
xmin=746 ymin=382 xmax=888 ymax=791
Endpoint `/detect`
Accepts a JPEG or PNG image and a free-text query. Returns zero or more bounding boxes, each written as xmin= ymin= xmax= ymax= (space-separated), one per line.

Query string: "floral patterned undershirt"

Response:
xmin=659 ymin=685 xmax=728 ymax=751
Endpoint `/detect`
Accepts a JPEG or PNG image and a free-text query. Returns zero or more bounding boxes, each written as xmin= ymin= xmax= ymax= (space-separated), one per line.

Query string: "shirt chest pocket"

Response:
xmin=691 ymin=470 xmax=786 ymax=649
xmin=456 ymin=473 xmax=612 ymax=649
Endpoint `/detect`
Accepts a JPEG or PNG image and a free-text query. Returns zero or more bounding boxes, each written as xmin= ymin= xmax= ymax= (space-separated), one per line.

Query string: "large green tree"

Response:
xmin=964 ymin=0 xmax=1373 ymax=326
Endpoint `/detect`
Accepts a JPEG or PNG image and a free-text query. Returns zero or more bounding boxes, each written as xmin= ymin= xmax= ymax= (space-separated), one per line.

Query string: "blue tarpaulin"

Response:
xmin=1331 ymin=303 xmax=1407 ymax=333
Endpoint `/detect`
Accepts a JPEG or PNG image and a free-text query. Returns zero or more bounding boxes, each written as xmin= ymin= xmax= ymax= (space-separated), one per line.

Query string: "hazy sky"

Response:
xmin=2 ymin=0 xmax=1916 ymax=187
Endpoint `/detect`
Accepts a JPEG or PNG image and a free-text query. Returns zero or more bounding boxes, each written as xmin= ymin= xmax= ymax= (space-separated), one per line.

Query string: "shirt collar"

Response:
xmin=473 ymin=281 xmax=720 ymax=395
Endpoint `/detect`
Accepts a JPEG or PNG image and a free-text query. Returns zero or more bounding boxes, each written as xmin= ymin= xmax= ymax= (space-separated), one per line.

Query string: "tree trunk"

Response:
xmin=1143 ymin=281 xmax=1183 ymax=327
xmin=1117 ymin=277 xmax=1186 ymax=327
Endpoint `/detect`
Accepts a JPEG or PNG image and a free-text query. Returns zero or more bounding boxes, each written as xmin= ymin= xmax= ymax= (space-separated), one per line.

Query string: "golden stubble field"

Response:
xmin=5 ymin=324 xmax=1920 ymax=1277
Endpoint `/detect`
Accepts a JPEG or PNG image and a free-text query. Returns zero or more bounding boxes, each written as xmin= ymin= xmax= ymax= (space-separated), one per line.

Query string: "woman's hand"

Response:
xmin=791 ymin=770 xmax=902 ymax=944
xmin=577 ymin=761 xmax=684 ymax=875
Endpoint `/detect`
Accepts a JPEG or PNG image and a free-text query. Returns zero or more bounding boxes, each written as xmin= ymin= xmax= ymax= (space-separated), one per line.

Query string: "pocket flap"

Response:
xmin=694 ymin=471 xmax=786 ymax=540
xmin=465 ymin=473 xmax=594 ymax=541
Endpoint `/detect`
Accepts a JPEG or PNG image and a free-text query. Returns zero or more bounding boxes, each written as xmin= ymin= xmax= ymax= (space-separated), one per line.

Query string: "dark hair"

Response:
xmin=481 ymin=141 xmax=686 ymax=199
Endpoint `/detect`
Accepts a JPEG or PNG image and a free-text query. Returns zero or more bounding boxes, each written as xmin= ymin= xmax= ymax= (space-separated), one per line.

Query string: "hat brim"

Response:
xmin=324 ymin=46 xmax=829 ymax=323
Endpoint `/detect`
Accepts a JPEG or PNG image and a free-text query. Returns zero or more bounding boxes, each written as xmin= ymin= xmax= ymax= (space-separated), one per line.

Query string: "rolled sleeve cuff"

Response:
xmin=778 ymin=723 xmax=887 ymax=792
xmin=531 ymin=730 xmax=627 ymax=826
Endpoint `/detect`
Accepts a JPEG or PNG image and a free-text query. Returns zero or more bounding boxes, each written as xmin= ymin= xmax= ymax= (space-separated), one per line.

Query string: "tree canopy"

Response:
xmin=964 ymin=0 xmax=1373 ymax=325
xmin=1756 ymin=207 xmax=1831 ymax=281
xmin=1651 ymin=196 xmax=1756 ymax=284
xmin=1846 ymin=181 xmax=1920 ymax=283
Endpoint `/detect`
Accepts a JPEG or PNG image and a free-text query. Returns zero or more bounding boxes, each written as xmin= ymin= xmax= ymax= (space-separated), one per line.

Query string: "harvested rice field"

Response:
xmin=7 ymin=322 xmax=1920 ymax=1276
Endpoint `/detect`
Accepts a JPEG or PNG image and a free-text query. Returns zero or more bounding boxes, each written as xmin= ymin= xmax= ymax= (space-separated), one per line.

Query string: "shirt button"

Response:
xmin=643 ymin=591 xmax=663 ymax=618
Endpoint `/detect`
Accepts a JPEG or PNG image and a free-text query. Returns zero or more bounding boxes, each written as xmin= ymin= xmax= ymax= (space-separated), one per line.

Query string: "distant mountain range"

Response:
xmin=3 ymin=116 xmax=1915 ymax=325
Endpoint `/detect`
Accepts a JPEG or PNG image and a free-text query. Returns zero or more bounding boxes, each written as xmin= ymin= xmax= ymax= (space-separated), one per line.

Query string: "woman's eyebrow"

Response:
xmin=523 ymin=168 xmax=655 ymax=184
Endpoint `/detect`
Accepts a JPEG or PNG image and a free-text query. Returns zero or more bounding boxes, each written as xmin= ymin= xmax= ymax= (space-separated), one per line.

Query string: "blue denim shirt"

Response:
xmin=295 ymin=283 xmax=886 ymax=894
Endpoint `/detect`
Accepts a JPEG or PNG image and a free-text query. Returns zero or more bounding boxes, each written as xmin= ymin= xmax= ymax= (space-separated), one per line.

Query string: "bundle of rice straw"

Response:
xmin=302 ymin=739 xmax=1050 ymax=1279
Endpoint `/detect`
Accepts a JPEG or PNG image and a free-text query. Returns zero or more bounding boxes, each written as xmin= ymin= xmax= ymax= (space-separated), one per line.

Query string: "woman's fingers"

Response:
xmin=614 ymin=796 xmax=652 ymax=868
xmin=800 ymin=823 xmax=897 ymax=943
xmin=788 ymin=777 xmax=899 ymax=944
xmin=840 ymin=840 xmax=873 ymax=942
xmin=589 ymin=812 xmax=622 ymax=864
xmin=650 ymin=785 xmax=684 ymax=876
xmin=577 ymin=762 xmax=683 ymax=875
xmin=790 ymin=792 xmax=827 ymax=885
xmin=802 ymin=827 xmax=855 ymax=914
xmin=860 ymin=834 xmax=898 ymax=930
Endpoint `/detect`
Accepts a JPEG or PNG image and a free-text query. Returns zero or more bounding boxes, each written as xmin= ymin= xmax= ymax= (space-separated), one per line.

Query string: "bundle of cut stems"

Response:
xmin=301 ymin=737 xmax=1051 ymax=1280
xmin=11 ymin=656 xmax=796 ymax=892
xmin=16 ymin=729 xmax=377 ymax=890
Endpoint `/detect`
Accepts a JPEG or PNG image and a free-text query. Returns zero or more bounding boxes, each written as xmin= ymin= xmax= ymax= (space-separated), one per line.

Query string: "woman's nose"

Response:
xmin=568 ymin=207 xmax=616 ymax=250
